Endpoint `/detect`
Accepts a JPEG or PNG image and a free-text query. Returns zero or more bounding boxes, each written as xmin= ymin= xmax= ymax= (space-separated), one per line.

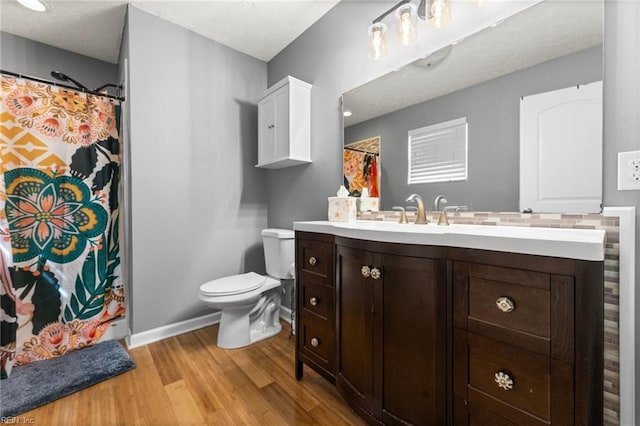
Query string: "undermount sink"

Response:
xmin=293 ymin=220 xmax=606 ymax=261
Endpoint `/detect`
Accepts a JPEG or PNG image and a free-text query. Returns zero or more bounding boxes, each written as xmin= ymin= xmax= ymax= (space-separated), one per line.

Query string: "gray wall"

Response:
xmin=0 ymin=32 xmax=118 ymax=91
xmin=603 ymin=0 xmax=640 ymax=414
xmin=345 ymin=46 xmax=603 ymax=212
xmin=125 ymin=6 xmax=268 ymax=333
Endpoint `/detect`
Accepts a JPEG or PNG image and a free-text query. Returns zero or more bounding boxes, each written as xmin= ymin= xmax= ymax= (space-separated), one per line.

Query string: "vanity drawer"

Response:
xmin=300 ymin=280 xmax=333 ymax=321
xmin=468 ymin=277 xmax=550 ymax=339
xmin=297 ymin=238 xmax=333 ymax=284
xmin=299 ymin=315 xmax=335 ymax=373
xmin=453 ymin=263 xmax=571 ymax=357
xmin=467 ymin=333 xmax=551 ymax=421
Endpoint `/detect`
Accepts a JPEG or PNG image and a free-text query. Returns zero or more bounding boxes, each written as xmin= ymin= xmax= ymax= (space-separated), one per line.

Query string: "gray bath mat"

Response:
xmin=0 ymin=339 xmax=136 ymax=418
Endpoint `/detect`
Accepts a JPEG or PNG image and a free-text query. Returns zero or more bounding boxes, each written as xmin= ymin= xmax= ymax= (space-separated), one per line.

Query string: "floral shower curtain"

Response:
xmin=343 ymin=149 xmax=380 ymax=198
xmin=0 ymin=75 xmax=125 ymax=378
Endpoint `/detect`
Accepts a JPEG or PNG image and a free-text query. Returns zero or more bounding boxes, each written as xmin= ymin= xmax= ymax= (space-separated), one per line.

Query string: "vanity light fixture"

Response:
xmin=429 ymin=0 xmax=451 ymax=28
xmin=16 ymin=0 xmax=47 ymax=12
xmin=368 ymin=0 xmax=451 ymax=60
xmin=396 ymin=3 xmax=418 ymax=46
xmin=343 ymin=110 xmax=353 ymax=117
xmin=368 ymin=22 xmax=388 ymax=59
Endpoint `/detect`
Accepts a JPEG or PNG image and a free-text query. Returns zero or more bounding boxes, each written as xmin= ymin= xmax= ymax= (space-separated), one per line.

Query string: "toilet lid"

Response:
xmin=200 ymin=272 xmax=266 ymax=296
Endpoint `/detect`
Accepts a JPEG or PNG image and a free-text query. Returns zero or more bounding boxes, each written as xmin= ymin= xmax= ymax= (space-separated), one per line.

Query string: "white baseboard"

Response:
xmin=126 ymin=312 xmax=221 ymax=349
xmin=279 ymin=305 xmax=292 ymax=324
xmin=125 ymin=306 xmax=294 ymax=350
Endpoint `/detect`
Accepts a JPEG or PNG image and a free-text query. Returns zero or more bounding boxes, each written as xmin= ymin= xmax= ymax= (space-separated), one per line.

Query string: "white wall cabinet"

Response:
xmin=256 ymin=76 xmax=312 ymax=169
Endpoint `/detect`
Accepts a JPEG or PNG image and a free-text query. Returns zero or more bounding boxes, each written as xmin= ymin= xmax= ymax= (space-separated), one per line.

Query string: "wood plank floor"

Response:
xmin=20 ymin=322 xmax=366 ymax=425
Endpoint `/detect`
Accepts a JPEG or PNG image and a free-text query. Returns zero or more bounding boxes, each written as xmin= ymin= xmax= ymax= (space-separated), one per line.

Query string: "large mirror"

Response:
xmin=343 ymin=0 xmax=603 ymax=212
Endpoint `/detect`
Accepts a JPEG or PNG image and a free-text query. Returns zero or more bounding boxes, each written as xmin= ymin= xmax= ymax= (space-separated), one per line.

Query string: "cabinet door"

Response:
xmin=336 ymin=245 xmax=375 ymax=415
xmin=379 ymin=254 xmax=448 ymax=426
xmin=258 ymin=95 xmax=275 ymax=165
xmin=272 ymin=86 xmax=289 ymax=160
xmin=258 ymin=85 xmax=288 ymax=165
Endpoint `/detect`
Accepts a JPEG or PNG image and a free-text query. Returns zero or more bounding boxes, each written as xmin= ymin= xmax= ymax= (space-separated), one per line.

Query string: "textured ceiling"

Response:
xmin=343 ymin=0 xmax=603 ymax=127
xmin=0 ymin=0 xmax=341 ymax=63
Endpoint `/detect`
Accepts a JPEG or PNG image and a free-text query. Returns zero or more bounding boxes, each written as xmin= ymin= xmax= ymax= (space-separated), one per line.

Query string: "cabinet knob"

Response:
xmin=494 ymin=370 xmax=514 ymax=391
xmin=310 ymin=337 xmax=320 ymax=347
xmin=370 ymin=267 xmax=382 ymax=280
xmin=309 ymin=297 xmax=318 ymax=306
xmin=309 ymin=256 xmax=317 ymax=266
xmin=267 ymin=124 xmax=275 ymax=129
xmin=361 ymin=266 xmax=371 ymax=277
xmin=496 ymin=296 xmax=515 ymax=313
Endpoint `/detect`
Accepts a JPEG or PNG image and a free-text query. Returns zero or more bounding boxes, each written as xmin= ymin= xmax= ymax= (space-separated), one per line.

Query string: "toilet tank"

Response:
xmin=261 ymin=228 xmax=295 ymax=279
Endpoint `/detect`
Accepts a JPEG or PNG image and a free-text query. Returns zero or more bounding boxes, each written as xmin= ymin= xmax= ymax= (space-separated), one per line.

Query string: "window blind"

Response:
xmin=408 ymin=117 xmax=467 ymax=184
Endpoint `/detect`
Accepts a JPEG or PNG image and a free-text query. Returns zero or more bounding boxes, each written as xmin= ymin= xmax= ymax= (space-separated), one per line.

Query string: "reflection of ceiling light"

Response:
xmin=17 ymin=0 xmax=47 ymax=12
xmin=368 ymin=0 xmax=451 ymax=60
xmin=490 ymin=19 xmax=505 ymax=28
xmin=343 ymin=111 xmax=353 ymax=117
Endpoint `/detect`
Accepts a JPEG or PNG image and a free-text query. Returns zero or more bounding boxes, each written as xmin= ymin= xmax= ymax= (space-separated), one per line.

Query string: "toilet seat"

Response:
xmin=200 ymin=272 xmax=266 ymax=296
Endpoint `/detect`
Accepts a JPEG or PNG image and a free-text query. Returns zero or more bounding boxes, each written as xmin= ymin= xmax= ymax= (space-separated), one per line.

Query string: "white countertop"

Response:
xmin=293 ymin=220 xmax=606 ymax=261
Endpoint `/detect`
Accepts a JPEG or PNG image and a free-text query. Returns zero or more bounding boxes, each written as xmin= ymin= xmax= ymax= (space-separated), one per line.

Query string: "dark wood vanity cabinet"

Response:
xmin=294 ymin=232 xmax=604 ymax=426
xmin=451 ymin=253 xmax=603 ymax=426
xmin=295 ymin=232 xmax=336 ymax=383
xmin=335 ymin=238 xmax=448 ymax=426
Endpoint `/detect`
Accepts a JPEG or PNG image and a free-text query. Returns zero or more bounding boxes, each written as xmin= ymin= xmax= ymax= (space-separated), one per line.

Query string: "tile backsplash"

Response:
xmin=358 ymin=210 xmax=621 ymax=425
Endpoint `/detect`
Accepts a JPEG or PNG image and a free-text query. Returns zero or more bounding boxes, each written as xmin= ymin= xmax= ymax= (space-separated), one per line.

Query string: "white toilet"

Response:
xmin=198 ymin=228 xmax=294 ymax=349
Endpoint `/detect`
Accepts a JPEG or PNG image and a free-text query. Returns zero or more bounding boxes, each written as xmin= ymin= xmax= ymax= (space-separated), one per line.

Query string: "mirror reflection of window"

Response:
xmin=408 ymin=117 xmax=468 ymax=185
xmin=343 ymin=136 xmax=381 ymax=198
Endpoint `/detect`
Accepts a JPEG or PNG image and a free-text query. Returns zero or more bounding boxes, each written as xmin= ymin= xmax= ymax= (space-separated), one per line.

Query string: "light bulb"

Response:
xmin=396 ymin=4 xmax=417 ymax=46
xmin=368 ymin=23 xmax=388 ymax=60
xmin=429 ymin=0 xmax=451 ymax=29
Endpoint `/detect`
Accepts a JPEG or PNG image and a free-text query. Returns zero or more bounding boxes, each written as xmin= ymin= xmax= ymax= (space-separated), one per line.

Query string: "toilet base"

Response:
xmin=216 ymin=288 xmax=282 ymax=349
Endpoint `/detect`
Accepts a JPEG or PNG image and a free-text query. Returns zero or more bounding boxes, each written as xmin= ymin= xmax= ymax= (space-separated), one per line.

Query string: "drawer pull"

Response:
xmin=370 ymin=267 xmax=382 ymax=280
xmin=309 ymin=256 xmax=317 ymax=266
xmin=361 ymin=266 xmax=371 ymax=277
xmin=496 ymin=296 xmax=515 ymax=313
xmin=309 ymin=297 xmax=318 ymax=306
xmin=494 ymin=371 xmax=514 ymax=391
xmin=310 ymin=337 xmax=320 ymax=347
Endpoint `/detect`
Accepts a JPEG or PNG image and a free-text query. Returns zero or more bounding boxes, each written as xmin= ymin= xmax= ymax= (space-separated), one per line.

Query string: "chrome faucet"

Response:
xmin=405 ymin=194 xmax=427 ymax=224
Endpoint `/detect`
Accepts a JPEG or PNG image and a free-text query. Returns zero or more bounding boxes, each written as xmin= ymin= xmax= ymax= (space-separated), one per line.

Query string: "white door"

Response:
xmin=519 ymin=81 xmax=603 ymax=213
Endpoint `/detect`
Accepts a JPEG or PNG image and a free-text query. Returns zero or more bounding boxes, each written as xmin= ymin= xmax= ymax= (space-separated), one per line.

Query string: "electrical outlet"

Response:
xmin=618 ymin=150 xmax=640 ymax=190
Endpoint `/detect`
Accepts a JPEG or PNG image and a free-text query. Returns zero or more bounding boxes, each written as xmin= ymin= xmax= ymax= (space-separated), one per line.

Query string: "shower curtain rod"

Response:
xmin=344 ymin=146 xmax=380 ymax=155
xmin=0 ymin=69 xmax=125 ymax=101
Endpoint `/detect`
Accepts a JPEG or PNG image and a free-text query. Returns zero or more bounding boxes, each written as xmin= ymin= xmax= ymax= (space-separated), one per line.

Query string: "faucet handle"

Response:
xmin=445 ymin=205 xmax=469 ymax=212
xmin=392 ymin=206 xmax=408 ymax=224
